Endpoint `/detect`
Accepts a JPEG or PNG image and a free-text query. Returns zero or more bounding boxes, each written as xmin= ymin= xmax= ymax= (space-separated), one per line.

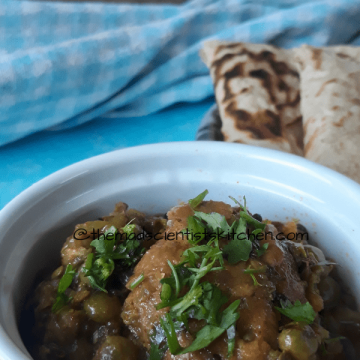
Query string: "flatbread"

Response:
xmin=292 ymin=45 xmax=360 ymax=183
xmin=200 ymin=40 xmax=304 ymax=155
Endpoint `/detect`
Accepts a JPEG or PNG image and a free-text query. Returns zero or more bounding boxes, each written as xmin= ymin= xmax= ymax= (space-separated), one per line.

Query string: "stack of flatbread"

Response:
xmin=200 ymin=41 xmax=360 ymax=184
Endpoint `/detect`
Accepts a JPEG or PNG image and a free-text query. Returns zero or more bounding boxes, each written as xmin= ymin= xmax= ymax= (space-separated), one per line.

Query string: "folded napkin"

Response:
xmin=1 ymin=0 xmax=360 ymax=147
xmin=200 ymin=40 xmax=360 ymax=183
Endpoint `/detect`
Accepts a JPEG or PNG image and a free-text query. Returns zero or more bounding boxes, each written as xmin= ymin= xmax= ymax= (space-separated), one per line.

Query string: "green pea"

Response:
xmin=84 ymin=293 xmax=121 ymax=323
xmin=278 ymin=323 xmax=318 ymax=360
xmin=93 ymin=336 xmax=138 ymax=360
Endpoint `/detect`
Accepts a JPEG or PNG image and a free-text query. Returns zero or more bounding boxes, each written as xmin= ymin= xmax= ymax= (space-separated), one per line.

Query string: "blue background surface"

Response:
xmin=0 ymin=98 xmax=214 ymax=210
xmin=2 ymin=0 xmax=360 ymax=211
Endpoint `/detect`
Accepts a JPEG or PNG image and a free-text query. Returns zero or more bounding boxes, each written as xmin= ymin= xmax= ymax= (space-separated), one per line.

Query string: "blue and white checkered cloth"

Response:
xmin=1 ymin=0 xmax=360 ymax=147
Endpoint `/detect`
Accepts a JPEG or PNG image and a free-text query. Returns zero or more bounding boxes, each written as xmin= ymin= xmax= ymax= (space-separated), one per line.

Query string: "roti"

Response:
xmin=200 ymin=40 xmax=304 ymax=155
xmin=292 ymin=44 xmax=360 ymax=183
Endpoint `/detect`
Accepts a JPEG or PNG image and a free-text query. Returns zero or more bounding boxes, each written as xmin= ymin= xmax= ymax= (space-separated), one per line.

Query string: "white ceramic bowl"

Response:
xmin=1 ymin=141 xmax=360 ymax=360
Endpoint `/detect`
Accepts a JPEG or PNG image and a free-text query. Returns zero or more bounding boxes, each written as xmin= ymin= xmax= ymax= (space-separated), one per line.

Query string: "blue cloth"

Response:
xmin=1 ymin=0 xmax=360 ymax=147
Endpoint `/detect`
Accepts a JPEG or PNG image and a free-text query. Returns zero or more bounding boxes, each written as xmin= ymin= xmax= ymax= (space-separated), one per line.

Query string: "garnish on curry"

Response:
xmin=20 ymin=191 xmax=360 ymax=360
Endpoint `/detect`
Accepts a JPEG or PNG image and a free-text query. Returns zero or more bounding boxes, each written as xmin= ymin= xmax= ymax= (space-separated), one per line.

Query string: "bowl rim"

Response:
xmin=2 ymin=141 xmax=360 ymax=219
xmin=1 ymin=141 xmax=360 ymax=360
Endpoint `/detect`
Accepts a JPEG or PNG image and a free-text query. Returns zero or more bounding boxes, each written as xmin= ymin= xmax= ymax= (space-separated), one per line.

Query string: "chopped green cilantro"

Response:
xmin=240 ymin=212 xmax=266 ymax=230
xmin=157 ymin=192 xmax=271 ymax=357
xmin=229 ymin=195 xmax=246 ymax=212
xmin=149 ymin=329 xmax=168 ymax=360
xmin=83 ymin=224 xmax=145 ymax=292
xmin=275 ymin=300 xmax=316 ymax=324
xmin=130 ymin=273 xmax=145 ymax=290
xmin=193 ymin=211 xmax=232 ymax=236
xmin=52 ymin=264 xmax=76 ymax=313
xmin=183 ymin=216 xmax=206 ymax=244
xmin=243 ymin=266 xmax=267 ymax=275
xmin=223 ymin=218 xmax=252 ymax=264
xmin=160 ymin=283 xmax=172 ymax=302
xmin=244 ymin=266 xmax=266 ymax=286
xmin=158 ymin=195 xmax=241 ymax=357
xmin=256 ymin=243 xmax=269 ymax=257
xmin=160 ymin=314 xmax=182 ymax=354
xmin=161 ymin=299 xmax=240 ymax=356
xmin=188 ymin=190 xmax=209 ymax=209
xmin=167 ymin=260 xmax=180 ymax=297
xmin=227 ymin=325 xmax=236 ymax=358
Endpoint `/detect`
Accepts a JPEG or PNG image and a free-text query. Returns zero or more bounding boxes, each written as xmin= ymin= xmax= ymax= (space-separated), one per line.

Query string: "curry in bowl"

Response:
xmin=20 ymin=191 xmax=360 ymax=360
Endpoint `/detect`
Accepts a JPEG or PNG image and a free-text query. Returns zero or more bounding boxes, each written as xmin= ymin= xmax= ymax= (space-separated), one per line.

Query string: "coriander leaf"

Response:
xmin=52 ymin=293 xmax=70 ymax=314
xmin=240 ymin=212 xmax=266 ymax=230
xmin=161 ymin=283 xmax=172 ymax=302
xmin=244 ymin=265 xmax=265 ymax=285
xmin=170 ymin=285 xmax=203 ymax=318
xmin=168 ymin=260 xmax=180 ymax=297
xmin=223 ymin=239 xmax=252 ymax=264
xmin=178 ymin=325 xmax=224 ymax=354
xmin=256 ymin=243 xmax=269 ymax=257
xmin=243 ymin=266 xmax=267 ymax=275
xmin=122 ymin=223 xmax=136 ymax=237
xmin=220 ymin=300 xmax=240 ymax=329
xmin=176 ymin=299 xmax=239 ymax=355
xmin=157 ymin=264 xmax=194 ymax=310
xmin=188 ymin=190 xmax=209 ymax=209
xmin=193 ymin=211 xmax=231 ymax=235
xmin=82 ymin=254 xmax=113 ymax=292
xmin=113 ymin=226 xmax=145 ymax=267
xmin=160 ymin=314 xmax=182 ymax=354
xmin=149 ymin=329 xmax=168 ymax=360
xmin=192 ymin=282 xmax=228 ymax=326
xmin=248 ymin=273 xmax=261 ymax=286
xmin=223 ymin=218 xmax=253 ymax=265
xmin=231 ymin=218 xmax=247 ymax=241
xmin=90 ymin=226 xmax=117 ymax=255
xmin=130 ymin=273 xmax=144 ymax=290
xmin=227 ymin=325 xmax=236 ymax=358
xmin=184 ymin=216 xmax=206 ymax=244
xmin=229 ymin=195 xmax=246 ymax=212
xmin=275 ymin=300 xmax=316 ymax=324
xmin=58 ymin=264 xmax=76 ymax=293
xmin=149 ymin=340 xmax=167 ymax=360
xmin=52 ymin=264 xmax=76 ymax=313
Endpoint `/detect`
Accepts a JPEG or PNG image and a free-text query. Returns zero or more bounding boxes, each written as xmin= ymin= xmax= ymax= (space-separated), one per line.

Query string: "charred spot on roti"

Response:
xmin=212 ymin=52 xmax=239 ymax=84
xmin=225 ymin=102 xmax=282 ymax=140
xmin=216 ymin=43 xmax=242 ymax=54
xmin=332 ymin=105 xmax=340 ymax=111
xmin=223 ymin=63 xmax=244 ymax=101
xmin=286 ymin=115 xmax=303 ymax=127
xmin=278 ymin=79 xmax=289 ymax=92
xmin=333 ymin=92 xmax=340 ymax=97
xmin=249 ymin=68 xmax=275 ymax=103
xmin=311 ymin=48 xmax=323 ymax=70
xmin=315 ymin=79 xmax=338 ymax=97
xmin=351 ymin=98 xmax=360 ymax=105
xmin=272 ymin=60 xmax=297 ymax=77
xmin=288 ymin=116 xmax=304 ymax=150
xmin=275 ymin=93 xmax=300 ymax=111
xmin=203 ymin=41 xmax=302 ymax=154
xmin=336 ymin=52 xmax=351 ymax=59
